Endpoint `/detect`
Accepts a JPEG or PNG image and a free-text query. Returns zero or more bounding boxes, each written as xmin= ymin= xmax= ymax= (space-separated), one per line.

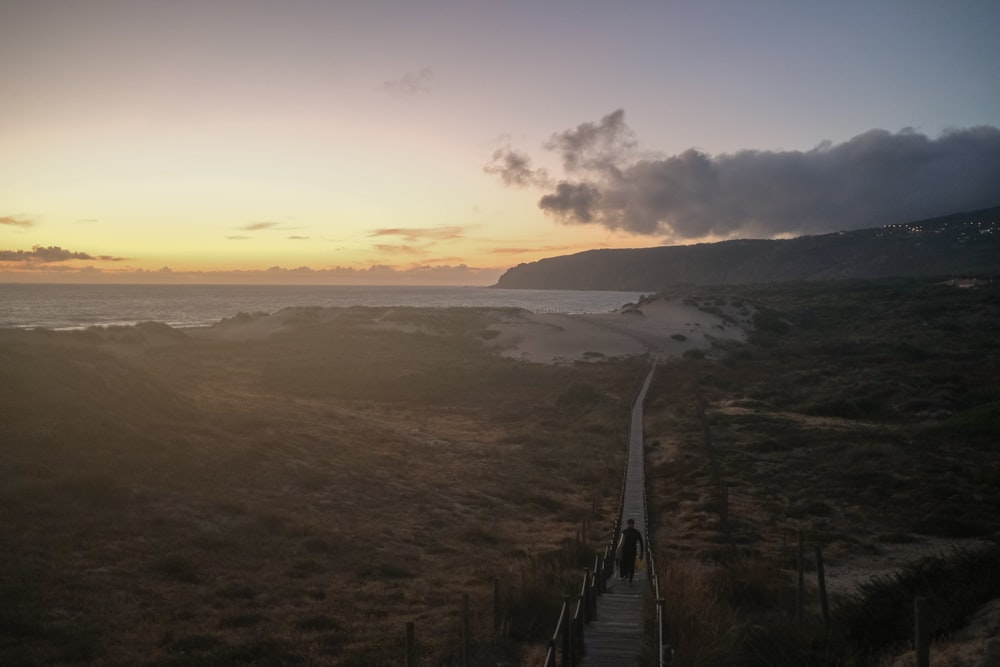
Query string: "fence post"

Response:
xmin=493 ymin=576 xmax=501 ymax=636
xmin=815 ymin=545 xmax=829 ymax=630
xmin=590 ymin=556 xmax=600 ymax=619
xmin=721 ymin=483 xmax=729 ymax=524
xmin=462 ymin=593 xmax=470 ymax=667
xmin=796 ymin=530 xmax=804 ymax=624
xmin=915 ymin=597 xmax=929 ymax=667
xmin=656 ymin=597 xmax=670 ymax=666
xmin=405 ymin=621 xmax=416 ymax=667
xmin=561 ymin=595 xmax=571 ymax=666
xmin=576 ymin=593 xmax=586 ymax=659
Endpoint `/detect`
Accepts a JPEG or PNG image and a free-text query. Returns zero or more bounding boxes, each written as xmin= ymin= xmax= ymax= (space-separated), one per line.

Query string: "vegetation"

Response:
xmin=0 ymin=306 xmax=643 ymax=665
xmin=3 ymin=278 xmax=999 ymax=665
xmin=645 ymin=278 xmax=1000 ymax=665
xmin=495 ymin=206 xmax=1000 ymax=290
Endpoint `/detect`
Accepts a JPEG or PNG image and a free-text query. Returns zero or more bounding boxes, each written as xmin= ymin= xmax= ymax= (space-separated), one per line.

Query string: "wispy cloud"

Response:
xmin=369 ymin=226 xmax=465 ymax=242
xmin=489 ymin=110 xmax=1000 ymax=240
xmin=287 ymin=235 xmax=310 ymax=240
xmin=374 ymin=244 xmax=421 ymax=255
xmin=383 ymin=67 xmax=434 ymax=96
xmin=239 ymin=221 xmax=281 ymax=231
xmin=488 ymin=244 xmax=582 ymax=255
xmin=0 ymin=215 xmax=34 ymax=227
xmin=0 ymin=245 xmax=126 ymax=262
xmin=225 ymin=235 xmax=251 ymax=241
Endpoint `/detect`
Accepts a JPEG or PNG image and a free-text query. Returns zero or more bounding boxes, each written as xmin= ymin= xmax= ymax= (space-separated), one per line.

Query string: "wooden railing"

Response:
xmin=542 ymin=361 xmax=657 ymax=666
xmin=541 ymin=547 xmax=615 ymax=666
xmin=643 ymin=460 xmax=674 ymax=666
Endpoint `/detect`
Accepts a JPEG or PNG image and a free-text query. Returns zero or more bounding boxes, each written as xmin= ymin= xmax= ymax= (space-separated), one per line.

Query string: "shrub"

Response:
xmin=356 ymin=561 xmax=415 ymax=580
xmin=219 ymin=613 xmax=267 ymax=629
xmin=295 ymin=615 xmax=339 ymax=632
xmin=834 ymin=545 xmax=1000 ymax=659
xmin=151 ymin=554 xmax=201 ymax=583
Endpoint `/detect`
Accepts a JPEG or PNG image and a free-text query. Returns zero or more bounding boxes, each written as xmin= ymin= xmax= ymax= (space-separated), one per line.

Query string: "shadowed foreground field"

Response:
xmin=4 ymin=280 xmax=999 ymax=666
xmin=641 ymin=280 xmax=1000 ymax=666
xmin=1 ymin=307 xmax=645 ymax=665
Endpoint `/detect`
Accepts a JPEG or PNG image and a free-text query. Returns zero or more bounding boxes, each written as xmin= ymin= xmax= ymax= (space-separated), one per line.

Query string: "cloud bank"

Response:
xmin=0 ymin=245 xmax=126 ymax=263
xmin=1 ymin=216 xmax=34 ymax=227
xmin=0 ymin=262 xmax=502 ymax=286
xmin=489 ymin=110 xmax=1000 ymax=240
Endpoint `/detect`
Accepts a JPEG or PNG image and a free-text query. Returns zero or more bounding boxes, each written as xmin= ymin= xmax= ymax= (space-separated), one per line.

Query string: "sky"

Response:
xmin=2 ymin=0 xmax=999 ymax=285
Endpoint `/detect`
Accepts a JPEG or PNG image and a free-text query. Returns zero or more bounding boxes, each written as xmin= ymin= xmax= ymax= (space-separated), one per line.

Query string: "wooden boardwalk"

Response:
xmin=579 ymin=360 xmax=657 ymax=667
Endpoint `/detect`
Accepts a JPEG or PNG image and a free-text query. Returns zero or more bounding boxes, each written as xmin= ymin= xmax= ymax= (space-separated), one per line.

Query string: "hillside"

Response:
xmin=3 ymin=283 xmax=999 ymax=664
xmin=494 ymin=206 xmax=1000 ymax=290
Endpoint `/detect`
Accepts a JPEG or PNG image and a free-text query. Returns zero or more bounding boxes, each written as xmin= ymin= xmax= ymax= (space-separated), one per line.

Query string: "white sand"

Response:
xmin=487 ymin=296 xmax=751 ymax=364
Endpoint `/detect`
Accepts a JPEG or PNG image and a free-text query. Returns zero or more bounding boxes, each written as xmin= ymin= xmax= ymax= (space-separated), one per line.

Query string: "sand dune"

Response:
xmin=185 ymin=295 xmax=752 ymax=364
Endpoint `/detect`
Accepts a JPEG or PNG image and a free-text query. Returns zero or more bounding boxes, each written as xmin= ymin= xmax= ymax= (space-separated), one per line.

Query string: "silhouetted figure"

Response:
xmin=616 ymin=518 xmax=645 ymax=584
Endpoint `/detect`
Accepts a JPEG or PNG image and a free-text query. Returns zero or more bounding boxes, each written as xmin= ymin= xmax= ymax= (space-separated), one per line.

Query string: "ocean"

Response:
xmin=0 ymin=283 xmax=646 ymax=330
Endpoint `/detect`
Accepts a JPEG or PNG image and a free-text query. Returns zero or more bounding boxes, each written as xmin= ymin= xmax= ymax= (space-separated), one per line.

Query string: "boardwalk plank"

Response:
xmin=578 ymin=360 xmax=656 ymax=667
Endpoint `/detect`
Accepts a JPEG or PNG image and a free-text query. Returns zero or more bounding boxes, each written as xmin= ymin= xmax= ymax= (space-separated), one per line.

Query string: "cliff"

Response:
xmin=494 ymin=206 xmax=1000 ymax=290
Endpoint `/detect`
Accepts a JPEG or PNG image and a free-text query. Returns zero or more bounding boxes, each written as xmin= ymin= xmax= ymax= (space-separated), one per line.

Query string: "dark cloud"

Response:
xmin=0 ymin=215 xmax=34 ymax=227
xmin=492 ymin=110 xmax=1000 ymax=240
xmin=538 ymin=183 xmax=602 ymax=224
xmin=0 ymin=245 xmax=126 ymax=262
xmin=543 ymin=108 xmax=636 ymax=174
xmin=383 ymin=67 xmax=433 ymax=96
xmin=484 ymin=147 xmax=550 ymax=188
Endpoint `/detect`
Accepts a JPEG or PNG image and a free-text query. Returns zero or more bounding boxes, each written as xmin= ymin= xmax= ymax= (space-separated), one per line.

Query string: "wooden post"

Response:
xmin=405 ymin=621 xmax=416 ymax=667
xmin=721 ymin=484 xmax=729 ymax=524
xmin=493 ymin=576 xmax=501 ymax=635
xmin=815 ymin=545 xmax=829 ymax=629
xmin=915 ymin=597 xmax=929 ymax=667
xmin=576 ymin=593 xmax=586 ymax=658
xmin=462 ymin=593 xmax=470 ymax=667
xmin=657 ymin=597 xmax=668 ymax=665
xmin=796 ymin=530 xmax=804 ymax=624
xmin=561 ymin=595 xmax=571 ymax=665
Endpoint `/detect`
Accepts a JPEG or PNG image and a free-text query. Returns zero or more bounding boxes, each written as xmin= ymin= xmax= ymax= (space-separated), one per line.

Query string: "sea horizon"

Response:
xmin=0 ymin=283 xmax=646 ymax=331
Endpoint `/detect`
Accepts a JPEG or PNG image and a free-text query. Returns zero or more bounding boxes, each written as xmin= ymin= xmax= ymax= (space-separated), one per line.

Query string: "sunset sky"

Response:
xmin=2 ymin=1 xmax=999 ymax=284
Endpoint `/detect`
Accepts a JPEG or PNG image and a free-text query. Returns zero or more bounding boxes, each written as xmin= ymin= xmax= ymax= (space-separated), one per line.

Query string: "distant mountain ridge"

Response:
xmin=494 ymin=206 xmax=1000 ymax=290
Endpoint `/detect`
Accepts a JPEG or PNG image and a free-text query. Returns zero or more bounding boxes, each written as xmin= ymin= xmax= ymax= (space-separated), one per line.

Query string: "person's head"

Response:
xmin=627 ymin=519 xmax=635 ymax=528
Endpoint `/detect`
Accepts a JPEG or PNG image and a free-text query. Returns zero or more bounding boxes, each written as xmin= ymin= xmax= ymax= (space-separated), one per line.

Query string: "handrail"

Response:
xmin=541 ymin=361 xmax=649 ymax=666
xmin=642 ymin=363 xmax=674 ymax=666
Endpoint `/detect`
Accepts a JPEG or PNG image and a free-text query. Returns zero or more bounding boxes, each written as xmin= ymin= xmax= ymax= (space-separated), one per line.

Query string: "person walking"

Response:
xmin=616 ymin=518 xmax=645 ymax=584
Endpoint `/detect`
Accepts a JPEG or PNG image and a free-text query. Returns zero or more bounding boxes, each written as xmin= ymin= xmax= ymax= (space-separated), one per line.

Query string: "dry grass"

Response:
xmin=646 ymin=280 xmax=1000 ymax=666
xmin=0 ymin=307 xmax=644 ymax=666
